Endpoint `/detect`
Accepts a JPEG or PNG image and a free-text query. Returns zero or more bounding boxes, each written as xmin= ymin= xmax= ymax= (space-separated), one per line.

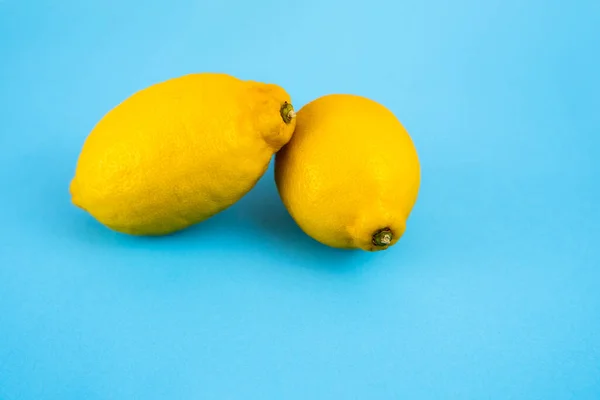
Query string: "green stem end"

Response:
xmin=372 ymin=228 xmax=393 ymax=247
xmin=280 ymin=102 xmax=295 ymax=124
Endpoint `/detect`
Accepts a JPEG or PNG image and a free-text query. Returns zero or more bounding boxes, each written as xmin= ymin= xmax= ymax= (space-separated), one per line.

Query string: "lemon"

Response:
xmin=70 ymin=72 xmax=296 ymax=235
xmin=274 ymin=94 xmax=420 ymax=251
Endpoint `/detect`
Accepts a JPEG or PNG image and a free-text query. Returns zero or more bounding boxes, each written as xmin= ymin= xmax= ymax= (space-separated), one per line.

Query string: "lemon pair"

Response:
xmin=70 ymin=73 xmax=420 ymax=251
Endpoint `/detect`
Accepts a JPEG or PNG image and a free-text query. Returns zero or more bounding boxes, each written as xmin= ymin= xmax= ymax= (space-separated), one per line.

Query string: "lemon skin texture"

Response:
xmin=274 ymin=94 xmax=420 ymax=252
xmin=71 ymin=72 xmax=296 ymax=235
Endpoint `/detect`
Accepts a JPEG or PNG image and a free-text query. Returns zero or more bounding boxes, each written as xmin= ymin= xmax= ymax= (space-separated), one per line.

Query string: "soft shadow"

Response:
xmin=68 ymin=201 xmax=243 ymax=253
xmin=238 ymin=173 xmax=367 ymax=272
xmin=18 ymin=148 xmax=370 ymax=273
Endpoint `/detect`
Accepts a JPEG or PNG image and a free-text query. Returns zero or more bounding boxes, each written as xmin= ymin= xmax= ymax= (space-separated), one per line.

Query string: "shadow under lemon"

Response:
xmin=66 ymin=162 xmax=367 ymax=270
xmin=230 ymin=172 xmax=367 ymax=268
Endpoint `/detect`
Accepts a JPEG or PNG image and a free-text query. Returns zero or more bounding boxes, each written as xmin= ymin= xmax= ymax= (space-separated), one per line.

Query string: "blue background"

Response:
xmin=1 ymin=0 xmax=599 ymax=398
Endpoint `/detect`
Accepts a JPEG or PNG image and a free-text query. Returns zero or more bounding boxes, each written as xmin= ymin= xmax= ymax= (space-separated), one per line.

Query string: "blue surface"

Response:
xmin=1 ymin=0 xmax=599 ymax=399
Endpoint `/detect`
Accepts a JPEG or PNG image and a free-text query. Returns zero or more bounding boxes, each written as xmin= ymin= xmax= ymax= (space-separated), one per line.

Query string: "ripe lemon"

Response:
xmin=70 ymin=72 xmax=296 ymax=235
xmin=274 ymin=94 xmax=420 ymax=251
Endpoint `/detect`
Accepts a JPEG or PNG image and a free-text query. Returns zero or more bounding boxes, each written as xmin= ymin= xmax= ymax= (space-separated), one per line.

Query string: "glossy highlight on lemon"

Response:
xmin=274 ymin=94 xmax=421 ymax=251
xmin=70 ymin=72 xmax=296 ymax=235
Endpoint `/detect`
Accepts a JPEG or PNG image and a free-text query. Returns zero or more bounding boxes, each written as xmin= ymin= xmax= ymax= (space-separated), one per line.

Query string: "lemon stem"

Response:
xmin=372 ymin=228 xmax=393 ymax=246
xmin=280 ymin=102 xmax=295 ymax=124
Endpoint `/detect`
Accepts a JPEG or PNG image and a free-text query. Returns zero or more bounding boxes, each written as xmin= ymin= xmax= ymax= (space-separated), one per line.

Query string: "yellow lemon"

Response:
xmin=274 ymin=94 xmax=420 ymax=251
xmin=71 ymin=72 xmax=296 ymax=235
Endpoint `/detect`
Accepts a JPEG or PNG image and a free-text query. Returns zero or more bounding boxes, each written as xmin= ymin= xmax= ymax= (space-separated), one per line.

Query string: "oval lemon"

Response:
xmin=274 ymin=94 xmax=420 ymax=251
xmin=71 ymin=72 xmax=296 ymax=235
